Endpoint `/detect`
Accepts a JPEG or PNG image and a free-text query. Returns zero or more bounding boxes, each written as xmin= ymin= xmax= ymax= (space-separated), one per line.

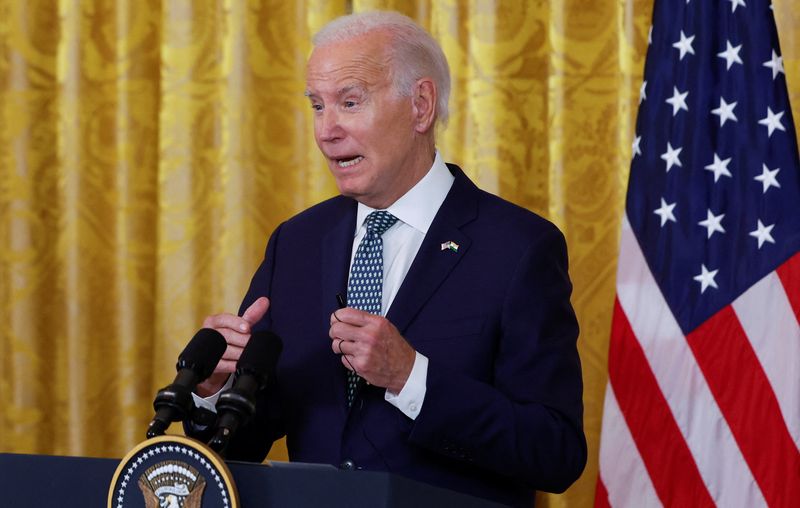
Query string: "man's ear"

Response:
xmin=412 ymin=78 xmax=437 ymax=133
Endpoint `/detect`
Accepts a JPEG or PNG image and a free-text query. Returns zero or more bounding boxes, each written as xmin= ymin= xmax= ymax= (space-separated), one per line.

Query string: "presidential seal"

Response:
xmin=138 ymin=460 xmax=205 ymax=508
xmin=108 ymin=435 xmax=238 ymax=508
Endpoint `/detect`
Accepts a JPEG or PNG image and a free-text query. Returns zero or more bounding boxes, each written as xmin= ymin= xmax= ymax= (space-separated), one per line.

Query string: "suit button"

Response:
xmin=340 ymin=459 xmax=356 ymax=470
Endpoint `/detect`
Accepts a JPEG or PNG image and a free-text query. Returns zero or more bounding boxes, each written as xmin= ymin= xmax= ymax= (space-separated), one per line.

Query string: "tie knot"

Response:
xmin=365 ymin=211 xmax=398 ymax=236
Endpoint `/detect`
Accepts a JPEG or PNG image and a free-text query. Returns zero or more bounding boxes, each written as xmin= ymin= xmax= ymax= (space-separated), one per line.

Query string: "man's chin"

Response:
xmin=331 ymin=171 xmax=363 ymax=195
xmin=339 ymin=190 xmax=366 ymax=203
xmin=332 ymin=179 xmax=361 ymax=200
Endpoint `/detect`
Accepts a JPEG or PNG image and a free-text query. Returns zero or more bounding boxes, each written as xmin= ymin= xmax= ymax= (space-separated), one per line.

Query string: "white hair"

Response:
xmin=313 ymin=11 xmax=451 ymax=126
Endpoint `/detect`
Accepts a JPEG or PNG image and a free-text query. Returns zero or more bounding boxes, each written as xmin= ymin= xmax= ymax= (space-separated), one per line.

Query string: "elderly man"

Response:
xmin=193 ymin=10 xmax=586 ymax=507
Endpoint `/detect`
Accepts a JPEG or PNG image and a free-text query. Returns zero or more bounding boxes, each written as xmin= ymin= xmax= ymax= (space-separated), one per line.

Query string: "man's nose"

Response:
xmin=317 ymin=109 xmax=343 ymax=142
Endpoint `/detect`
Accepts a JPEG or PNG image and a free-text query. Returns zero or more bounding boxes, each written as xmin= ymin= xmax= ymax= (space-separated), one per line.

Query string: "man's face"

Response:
xmin=306 ymin=31 xmax=429 ymax=209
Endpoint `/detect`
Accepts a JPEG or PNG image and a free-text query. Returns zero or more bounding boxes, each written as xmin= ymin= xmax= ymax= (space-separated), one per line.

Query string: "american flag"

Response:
xmin=596 ymin=0 xmax=800 ymax=506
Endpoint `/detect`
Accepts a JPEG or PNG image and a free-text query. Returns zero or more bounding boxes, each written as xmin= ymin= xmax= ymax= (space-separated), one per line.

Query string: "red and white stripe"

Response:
xmin=596 ymin=216 xmax=800 ymax=507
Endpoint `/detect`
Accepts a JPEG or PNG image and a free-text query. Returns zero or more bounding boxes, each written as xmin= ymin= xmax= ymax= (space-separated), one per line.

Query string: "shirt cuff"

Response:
xmin=191 ymin=375 xmax=234 ymax=413
xmin=384 ymin=352 xmax=428 ymax=420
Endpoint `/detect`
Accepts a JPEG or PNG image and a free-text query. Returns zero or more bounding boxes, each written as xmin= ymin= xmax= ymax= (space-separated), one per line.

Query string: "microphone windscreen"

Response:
xmin=237 ymin=331 xmax=283 ymax=379
xmin=177 ymin=328 xmax=228 ymax=379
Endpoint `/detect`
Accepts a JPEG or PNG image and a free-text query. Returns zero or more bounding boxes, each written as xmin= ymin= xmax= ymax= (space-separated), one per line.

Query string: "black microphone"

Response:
xmin=209 ymin=331 xmax=283 ymax=456
xmin=146 ymin=328 xmax=227 ymax=439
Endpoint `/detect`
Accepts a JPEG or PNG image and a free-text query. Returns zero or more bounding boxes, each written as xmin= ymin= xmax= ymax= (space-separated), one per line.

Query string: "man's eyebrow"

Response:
xmin=304 ymin=84 xmax=367 ymax=99
xmin=337 ymin=84 xmax=366 ymax=96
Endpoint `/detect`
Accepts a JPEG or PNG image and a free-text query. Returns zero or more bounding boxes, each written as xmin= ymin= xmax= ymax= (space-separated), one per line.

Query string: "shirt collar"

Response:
xmin=355 ymin=151 xmax=455 ymax=235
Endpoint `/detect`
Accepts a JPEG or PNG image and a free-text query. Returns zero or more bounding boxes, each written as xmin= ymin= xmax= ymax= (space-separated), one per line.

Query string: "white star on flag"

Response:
xmin=763 ymin=50 xmax=784 ymax=80
xmin=711 ymin=97 xmax=738 ymax=126
xmin=728 ymin=0 xmax=746 ymax=13
xmin=754 ymin=163 xmax=781 ymax=193
xmin=693 ymin=264 xmax=719 ymax=293
xmin=661 ymin=142 xmax=683 ymax=172
xmin=673 ymin=30 xmax=696 ymax=60
xmin=704 ymin=153 xmax=733 ymax=182
xmin=632 ymin=135 xmax=642 ymax=157
xmin=666 ymin=86 xmax=689 ymax=116
xmin=758 ymin=107 xmax=786 ymax=137
xmin=749 ymin=219 xmax=776 ymax=248
xmin=717 ymin=40 xmax=743 ymax=70
xmin=698 ymin=209 xmax=726 ymax=238
xmin=654 ymin=198 xmax=677 ymax=227
xmin=640 ymin=81 xmax=647 ymax=104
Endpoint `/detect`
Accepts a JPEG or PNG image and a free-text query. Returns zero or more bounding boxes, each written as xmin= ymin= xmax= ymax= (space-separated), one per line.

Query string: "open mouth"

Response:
xmin=335 ymin=155 xmax=364 ymax=168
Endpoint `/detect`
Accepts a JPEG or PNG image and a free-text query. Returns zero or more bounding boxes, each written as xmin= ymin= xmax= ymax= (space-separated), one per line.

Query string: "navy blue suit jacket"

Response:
xmin=223 ymin=164 xmax=586 ymax=507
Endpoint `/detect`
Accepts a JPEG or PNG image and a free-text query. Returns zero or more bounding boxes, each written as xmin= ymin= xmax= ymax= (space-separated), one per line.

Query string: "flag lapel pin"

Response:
xmin=440 ymin=240 xmax=459 ymax=253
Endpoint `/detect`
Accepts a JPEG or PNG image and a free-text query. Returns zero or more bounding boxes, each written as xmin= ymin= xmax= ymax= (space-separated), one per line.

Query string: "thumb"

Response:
xmin=242 ymin=296 xmax=270 ymax=325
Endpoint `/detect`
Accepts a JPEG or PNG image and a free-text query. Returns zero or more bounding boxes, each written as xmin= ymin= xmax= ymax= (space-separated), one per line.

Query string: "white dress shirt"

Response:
xmin=353 ymin=151 xmax=454 ymax=419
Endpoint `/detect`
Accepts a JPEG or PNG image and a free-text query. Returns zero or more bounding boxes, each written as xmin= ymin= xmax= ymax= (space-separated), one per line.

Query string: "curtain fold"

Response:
xmin=1 ymin=1 xmax=797 ymax=506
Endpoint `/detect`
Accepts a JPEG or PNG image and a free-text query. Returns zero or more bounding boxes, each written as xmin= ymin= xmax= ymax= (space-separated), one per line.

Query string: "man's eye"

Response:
xmin=344 ymin=101 xmax=357 ymax=108
xmin=311 ymin=104 xmax=323 ymax=112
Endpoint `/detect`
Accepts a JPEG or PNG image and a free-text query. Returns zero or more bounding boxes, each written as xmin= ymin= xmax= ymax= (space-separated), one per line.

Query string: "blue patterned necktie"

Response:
xmin=345 ymin=210 xmax=398 ymax=407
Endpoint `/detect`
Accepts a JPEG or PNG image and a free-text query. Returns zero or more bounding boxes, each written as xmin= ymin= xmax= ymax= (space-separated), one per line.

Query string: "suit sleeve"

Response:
xmin=407 ymin=226 xmax=587 ymax=493
xmin=185 ymin=224 xmax=286 ymax=462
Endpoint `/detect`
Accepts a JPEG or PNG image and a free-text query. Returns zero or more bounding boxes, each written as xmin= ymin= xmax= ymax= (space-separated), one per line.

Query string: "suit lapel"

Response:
xmin=386 ymin=165 xmax=479 ymax=335
xmin=320 ymin=198 xmax=357 ymax=412
xmin=321 ymin=200 xmax=356 ymax=310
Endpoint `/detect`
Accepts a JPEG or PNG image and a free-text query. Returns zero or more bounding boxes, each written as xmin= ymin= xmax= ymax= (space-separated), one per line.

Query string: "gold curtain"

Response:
xmin=1 ymin=1 xmax=798 ymax=506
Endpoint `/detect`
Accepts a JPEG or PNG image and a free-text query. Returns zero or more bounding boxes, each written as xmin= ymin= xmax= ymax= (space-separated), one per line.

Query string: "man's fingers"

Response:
xmin=202 ymin=296 xmax=269 ymax=334
xmin=242 ymin=296 xmax=270 ymax=325
xmin=213 ymin=359 xmax=238 ymax=374
xmin=221 ymin=343 xmax=245 ymax=361
xmin=329 ymin=321 xmax=371 ymax=343
xmin=330 ymin=316 xmax=389 ymax=346
xmin=341 ymin=355 xmax=358 ymax=372
xmin=214 ymin=327 xmax=250 ymax=348
xmin=329 ymin=307 xmax=376 ymax=327
xmin=204 ymin=313 xmax=252 ymax=334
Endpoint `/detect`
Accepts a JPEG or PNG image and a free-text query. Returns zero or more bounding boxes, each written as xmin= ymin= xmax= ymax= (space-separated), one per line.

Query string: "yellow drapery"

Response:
xmin=1 ymin=1 xmax=798 ymax=506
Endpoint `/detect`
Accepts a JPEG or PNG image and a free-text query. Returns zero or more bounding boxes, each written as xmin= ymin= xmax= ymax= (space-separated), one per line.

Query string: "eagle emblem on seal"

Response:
xmin=137 ymin=460 xmax=206 ymax=508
